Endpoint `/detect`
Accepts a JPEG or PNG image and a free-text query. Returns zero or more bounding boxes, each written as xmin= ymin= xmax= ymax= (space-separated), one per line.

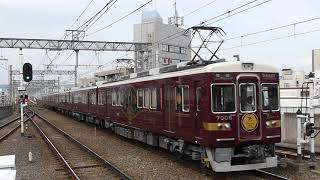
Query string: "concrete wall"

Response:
xmin=281 ymin=113 xmax=320 ymax=146
xmin=0 ymin=106 xmax=13 ymax=120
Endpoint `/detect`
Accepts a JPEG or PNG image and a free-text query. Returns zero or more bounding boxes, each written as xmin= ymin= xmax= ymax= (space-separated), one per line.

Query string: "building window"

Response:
xmin=162 ymin=44 xmax=169 ymax=52
xmin=180 ymin=47 xmax=187 ymax=54
xmin=162 ymin=58 xmax=171 ymax=65
xmin=137 ymin=89 xmax=143 ymax=108
xmin=169 ymin=45 xmax=180 ymax=53
xmin=212 ymin=84 xmax=236 ymax=113
xmin=176 ymin=86 xmax=190 ymax=112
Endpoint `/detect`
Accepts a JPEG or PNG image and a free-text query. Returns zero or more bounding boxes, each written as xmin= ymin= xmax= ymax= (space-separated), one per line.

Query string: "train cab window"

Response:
xmin=137 ymin=89 xmax=143 ymax=108
xmin=143 ymin=89 xmax=150 ymax=108
xmin=176 ymin=86 xmax=190 ymax=112
xmin=196 ymin=87 xmax=202 ymax=111
xmin=240 ymin=84 xmax=256 ymax=112
xmin=212 ymin=84 xmax=235 ymax=112
xmin=262 ymin=84 xmax=279 ymax=111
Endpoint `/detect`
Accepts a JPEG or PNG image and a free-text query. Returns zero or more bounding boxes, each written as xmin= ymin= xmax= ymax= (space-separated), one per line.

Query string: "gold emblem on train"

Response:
xmin=241 ymin=113 xmax=258 ymax=132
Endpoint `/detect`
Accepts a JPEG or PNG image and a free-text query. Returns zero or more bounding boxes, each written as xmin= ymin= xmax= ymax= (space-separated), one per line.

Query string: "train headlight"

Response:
xmin=224 ymin=123 xmax=230 ymax=129
xmin=266 ymin=121 xmax=271 ymax=127
xmin=217 ymin=123 xmax=223 ymax=129
xmin=271 ymin=121 xmax=277 ymax=127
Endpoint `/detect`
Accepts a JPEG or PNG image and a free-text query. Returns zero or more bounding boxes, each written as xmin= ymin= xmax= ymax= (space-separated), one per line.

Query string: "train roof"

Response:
xmin=98 ymin=61 xmax=278 ymax=88
xmin=47 ymin=61 xmax=278 ymax=95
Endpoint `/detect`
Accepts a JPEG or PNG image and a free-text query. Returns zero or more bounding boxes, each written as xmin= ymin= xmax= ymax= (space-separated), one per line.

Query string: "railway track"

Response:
xmin=30 ymin=110 xmax=132 ymax=180
xmin=0 ymin=113 xmax=31 ymax=142
xmin=252 ymin=169 xmax=290 ymax=180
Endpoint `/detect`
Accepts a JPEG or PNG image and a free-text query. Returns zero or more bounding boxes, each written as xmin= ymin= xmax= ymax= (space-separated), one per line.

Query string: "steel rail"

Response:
xmin=30 ymin=109 xmax=132 ymax=180
xmin=0 ymin=115 xmax=31 ymax=142
xmin=30 ymin=115 xmax=80 ymax=180
xmin=0 ymin=116 xmax=21 ymax=129
xmin=254 ymin=169 xmax=291 ymax=180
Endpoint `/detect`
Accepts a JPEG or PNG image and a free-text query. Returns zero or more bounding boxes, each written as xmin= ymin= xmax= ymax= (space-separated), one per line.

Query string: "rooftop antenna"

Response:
xmin=168 ymin=0 xmax=184 ymax=27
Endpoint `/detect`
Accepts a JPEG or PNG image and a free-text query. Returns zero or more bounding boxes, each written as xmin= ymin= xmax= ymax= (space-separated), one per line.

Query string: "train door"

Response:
xmin=164 ymin=85 xmax=176 ymax=133
xmin=194 ymin=81 xmax=203 ymax=137
xmin=237 ymin=75 xmax=262 ymax=140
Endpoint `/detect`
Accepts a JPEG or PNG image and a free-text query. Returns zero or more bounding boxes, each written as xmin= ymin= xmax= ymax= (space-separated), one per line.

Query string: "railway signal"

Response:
xmin=23 ymin=63 xmax=33 ymax=82
xmin=305 ymin=122 xmax=315 ymax=137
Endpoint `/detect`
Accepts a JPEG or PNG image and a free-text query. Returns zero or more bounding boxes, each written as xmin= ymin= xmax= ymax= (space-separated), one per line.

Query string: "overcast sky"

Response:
xmin=0 ymin=0 xmax=320 ymax=84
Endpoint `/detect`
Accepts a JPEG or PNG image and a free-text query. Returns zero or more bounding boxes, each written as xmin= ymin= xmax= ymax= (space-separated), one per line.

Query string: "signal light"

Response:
xmin=306 ymin=122 xmax=315 ymax=137
xmin=23 ymin=63 xmax=33 ymax=82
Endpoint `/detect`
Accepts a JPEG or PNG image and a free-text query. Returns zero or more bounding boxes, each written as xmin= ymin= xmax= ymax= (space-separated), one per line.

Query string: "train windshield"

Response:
xmin=211 ymin=84 xmax=235 ymax=112
xmin=240 ymin=84 xmax=256 ymax=112
xmin=262 ymin=84 xmax=279 ymax=111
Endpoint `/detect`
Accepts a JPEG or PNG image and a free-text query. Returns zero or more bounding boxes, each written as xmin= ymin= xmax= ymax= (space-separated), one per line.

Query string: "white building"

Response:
xmin=133 ymin=10 xmax=191 ymax=72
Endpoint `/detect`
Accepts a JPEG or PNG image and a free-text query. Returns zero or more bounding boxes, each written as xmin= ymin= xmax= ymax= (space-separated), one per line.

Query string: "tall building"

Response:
xmin=133 ymin=10 xmax=191 ymax=72
xmin=312 ymin=49 xmax=320 ymax=72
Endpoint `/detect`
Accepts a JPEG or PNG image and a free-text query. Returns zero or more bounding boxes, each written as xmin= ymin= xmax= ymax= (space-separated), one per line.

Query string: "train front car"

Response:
xmin=202 ymin=61 xmax=280 ymax=172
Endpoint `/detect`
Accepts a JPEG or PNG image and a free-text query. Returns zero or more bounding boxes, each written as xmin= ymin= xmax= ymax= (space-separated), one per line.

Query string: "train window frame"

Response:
xmin=261 ymin=83 xmax=280 ymax=112
xmin=239 ymin=83 xmax=257 ymax=113
xmin=211 ymin=83 xmax=237 ymax=114
xmin=119 ymin=90 xmax=124 ymax=107
xmin=137 ymin=89 xmax=143 ymax=108
xmin=176 ymin=85 xmax=190 ymax=113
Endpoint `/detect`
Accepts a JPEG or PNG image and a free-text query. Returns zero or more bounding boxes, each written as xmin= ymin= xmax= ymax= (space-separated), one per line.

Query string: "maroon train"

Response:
xmin=41 ymin=61 xmax=281 ymax=172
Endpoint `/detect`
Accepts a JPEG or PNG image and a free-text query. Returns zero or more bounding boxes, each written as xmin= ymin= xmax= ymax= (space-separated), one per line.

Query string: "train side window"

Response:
xmin=150 ymin=88 xmax=158 ymax=109
xmin=112 ymin=90 xmax=117 ymax=106
xmin=90 ymin=92 xmax=96 ymax=105
xmin=176 ymin=85 xmax=190 ymax=112
xmin=137 ymin=89 xmax=143 ymax=108
xmin=143 ymin=89 xmax=150 ymax=108
xmin=116 ymin=91 xmax=120 ymax=106
xmin=196 ymin=87 xmax=202 ymax=111
xmin=212 ymin=84 xmax=236 ymax=113
xmin=262 ymin=84 xmax=279 ymax=111
xmin=119 ymin=90 xmax=124 ymax=106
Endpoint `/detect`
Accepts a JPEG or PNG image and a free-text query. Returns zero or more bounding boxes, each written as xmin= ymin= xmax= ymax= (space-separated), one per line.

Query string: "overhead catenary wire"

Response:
xmin=224 ymin=16 xmax=320 ymax=41
xmin=183 ymin=0 xmax=218 ymax=17
xmin=149 ymin=0 xmax=272 ymax=45
xmin=86 ymin=0 xmax=153 ymax=37
xmin=76 ymin=0 xmax=117 ymax=31
xmin=207 ymin=0 xmax=273 ymax=25
xmin=69 ymin=0 xmax=95 ymax=30
xmin=48 ymin=0 xmax=96 ymax=66
xmin=221 ymin=28 xmax=320 ymax=51
xmin=83 ymin=0 xmax=119 ymax=32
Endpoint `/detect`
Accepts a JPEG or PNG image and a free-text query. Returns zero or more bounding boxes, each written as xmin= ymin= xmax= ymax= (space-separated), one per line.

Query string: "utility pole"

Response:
xmin=75 ymin=50 xmax=79 ymax=87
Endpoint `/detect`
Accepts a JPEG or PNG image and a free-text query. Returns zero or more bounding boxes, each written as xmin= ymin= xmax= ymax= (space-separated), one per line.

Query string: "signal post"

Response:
xmin=18 ymin=63 xmax=33 ymax=136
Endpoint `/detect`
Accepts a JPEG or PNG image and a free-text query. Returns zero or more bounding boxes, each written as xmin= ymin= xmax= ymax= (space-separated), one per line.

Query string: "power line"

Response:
xmin=150 ymin=0 xmax=271 ymax=45
xmin=224 ymin=17 xmax=320 ymax=41
xmin=69 ymin=0 xmax=95 ymax=30
xmin=207 ymin=0 xmax=273 ymax=25
xmin=86 ymin=0 xmax=153 ymax=37
xmin=220 ymin=28 xmax=320 ymax=51
xmin=76 ymin=0 xmax=117 ymax=31
xmin=183 ymin=0 xmax=218 ymax=17
xmin=48 ymin=0 xmax=96 ymax=67
xmin=83 ymin=0 xmax=118 ymax=32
